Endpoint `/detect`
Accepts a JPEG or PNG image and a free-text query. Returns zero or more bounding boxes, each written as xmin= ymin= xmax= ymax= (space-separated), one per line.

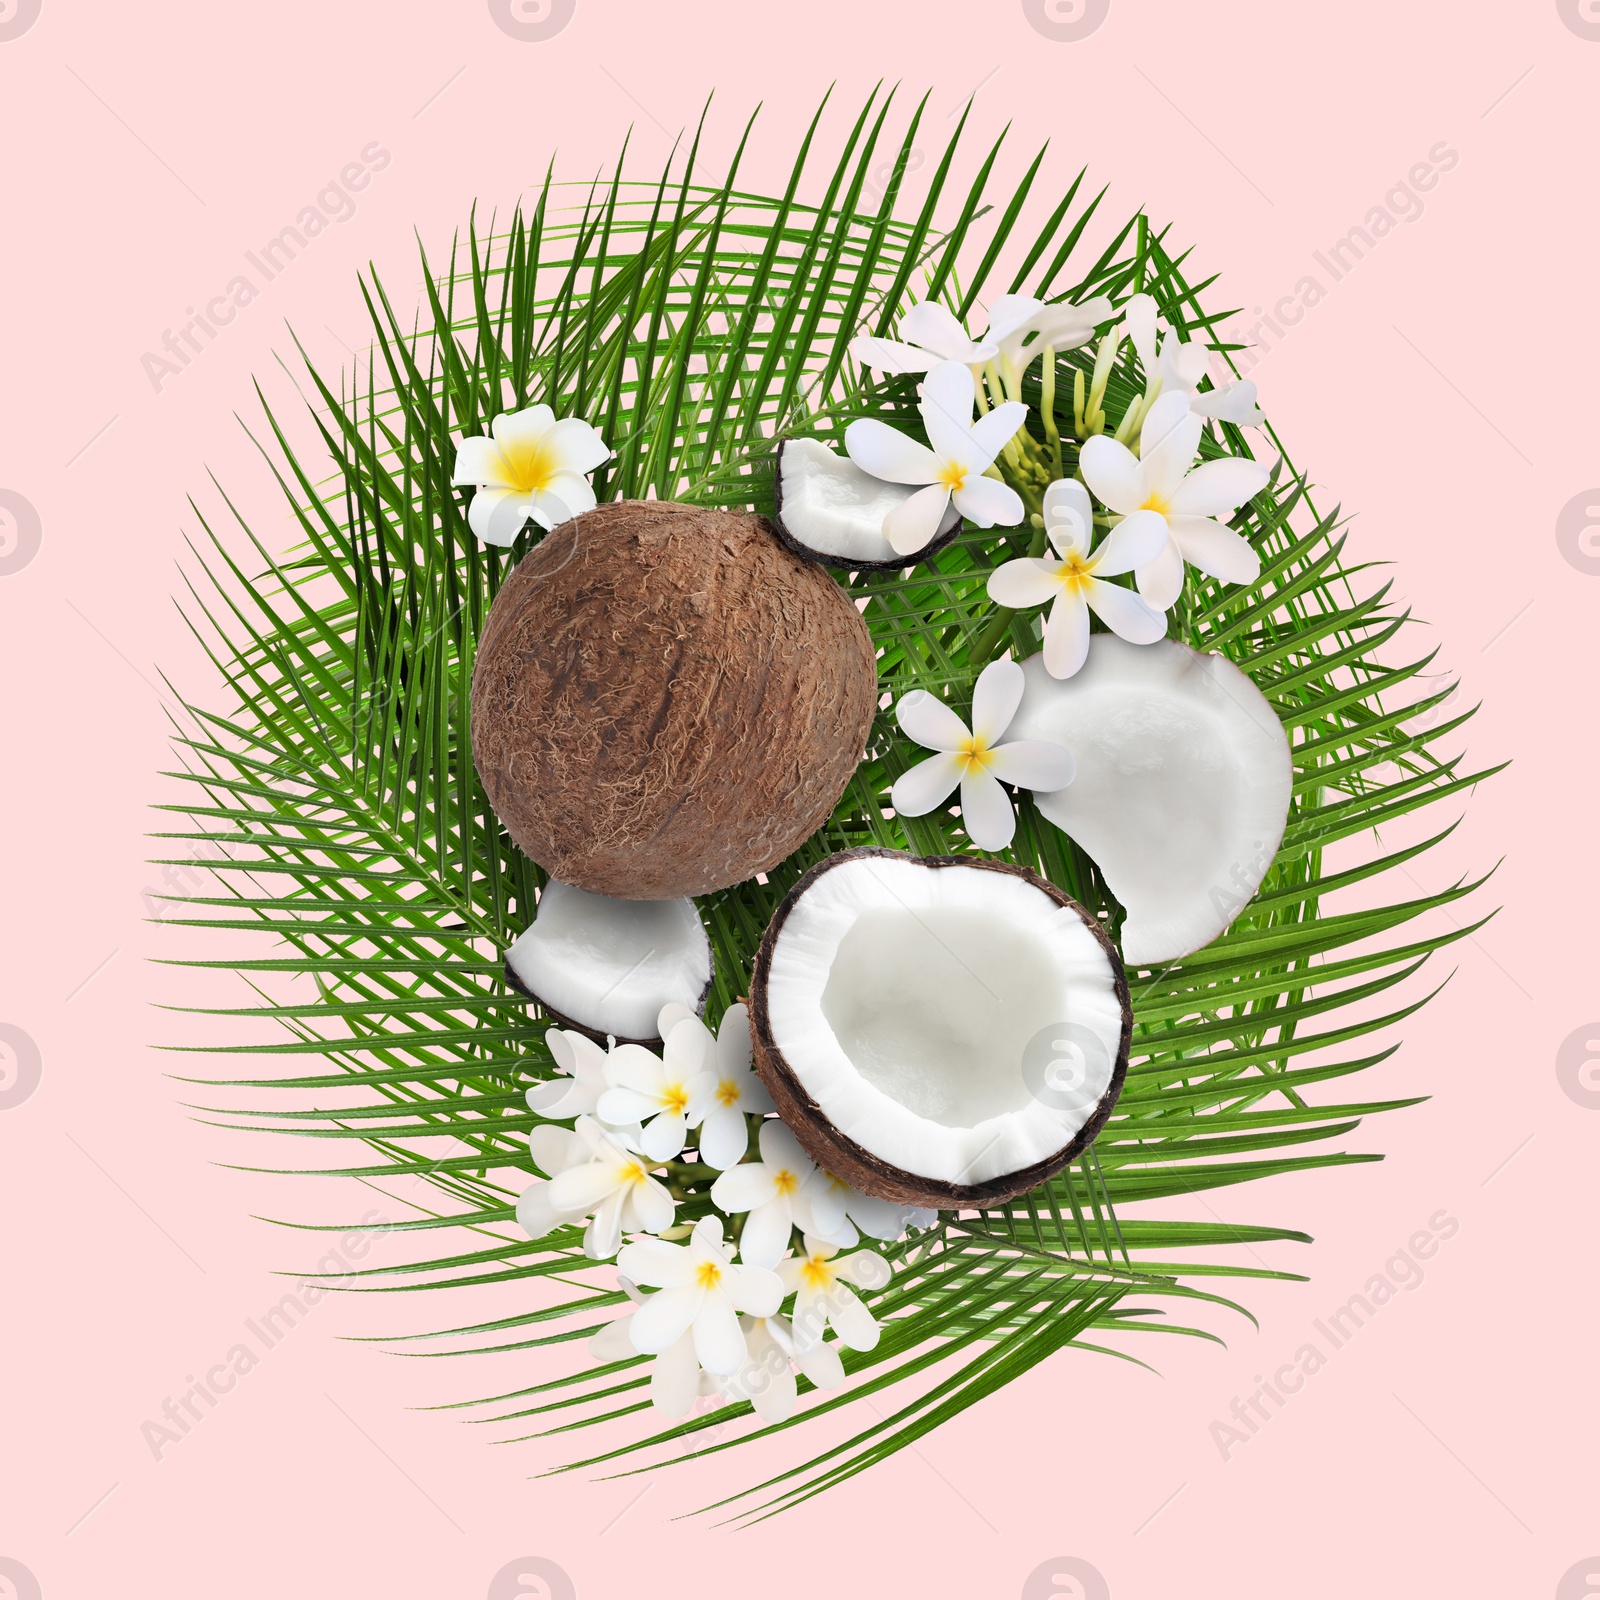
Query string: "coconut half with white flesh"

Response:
xmin=504 ymin=880 xmax=712 ymax=1047
xmin=750 ymin=849 xmax=1131 ymax=1209
xmin=1007 ymin=636 xmax=1293 ymax=967
xmin=773 ymin=438 xmax=961 ymax=570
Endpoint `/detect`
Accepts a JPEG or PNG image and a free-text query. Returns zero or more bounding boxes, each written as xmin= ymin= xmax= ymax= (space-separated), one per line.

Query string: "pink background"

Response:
xmin=2 ymin=2 xmax=1595 ymax=1596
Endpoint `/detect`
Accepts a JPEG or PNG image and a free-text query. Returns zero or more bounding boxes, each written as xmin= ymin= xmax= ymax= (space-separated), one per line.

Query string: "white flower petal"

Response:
xmin=987 ymin=558 xmax=1062 ymax=610
xmin=986 ymin=738 xmax=1077 ymax=793
xmin=588 ymin=1312 xmax=638 ymax=1363
xmin=452 ymin=435 xmax=510 ymax=487
xmin=1078 ymin=435 xmax=1147 ymax=516
xmin=616 ymin=1235 xmax=694 ymax=1288
xmin=1085 ymin=578 xmax=1169 ymax=645
xmin=917 ymin=359 xmax=977 ymax=441
xmin=737 ymin=1198 xmax=793 ymax=1270
xmin=595 ymin=1086 xmax=659 ymax=1126
xmin=958 ymin=769 xmax=1016 ymax=851
xmin=794 ymin=1338 xmax=846 ymax=1391
xmin=890 ymin=750 xmax=965 ymax=818
xmin=697 ymin=1103 xmax=749 ymax=1171
xmin=850 ymin=334 xmax=938 ymax=374
xmin=710 ymin=1163 xmax=780 ymax=1213
xmin=1139 ymin=392 xmax=1202 ymax=500
xmin=1160 ymin=337 xmax=1209 ymax=394
xmin=716 ymin=1004 xmax=751 ymax=1076
xmin=1042 ymin=590 xmax=1091 ymax=680
xmin=1168 ymin=515 xmax=1263 ymax=587
xmin=529 ymin=471 xmax=596 ymax=530
xmin=1091 ymin=509 xmax=1170 ymax=576
xmin=514 ymin=1182 xmax=569 ymax=1239
xmin=884 ymin=483 xmax=954 ymax=555
xmin=691 ymin=1293 xmax=748 ymax=1376
xmin=1191 ymin=379 xmax=1264 ymax=426
xmin=491 ymin=405 xmax=556 ymax=450
xmin=603 ymin=1045 xmax=665 ymax=1095
xmin=845 ymin=1193 xmax=905 ymax=1241
xmin=900 ymin=301 xmax=983 ymax=361
xmin=726 ymin=1264 xmax=785 ymax=1319
xmin=970 ymin=657 xmax=1024 ymax=745
xmin=541 ymin=416 xmax=610 ymax=473
xmin=951 ymin=474 xmax=1023 ymax=529
xmin=823 ymin=1282 xmax=880 ymax=1351
xmin=650 ymin=1330 xmax=703 ymax=1416
xmin=1043 ymin=478 xmax=1094 ymax=554
xmin=629 ymin=1284 xmax=703 ymax=1355
xmin=1121 ymin=293 xmax=1159 ymax=375
xmin=467 ymin=487 xmax=533 ymax=545
xmin=844 ymin=418 xmax=940 ymax=485
xmin=757 ymin=1119 xmax=808 ymax=1171
xmin=966 ymin=400 xmax=1029 ymax=467
xmin=1136 ymin=536 xmax=1186 ymax=611
xmin=1166 ymin=456 xmax=1271 ymax=518
xmin=896 ymin=689 xmax=971 ymax=752
xmin=630 ymin=1175 xmax=675 ymax=1236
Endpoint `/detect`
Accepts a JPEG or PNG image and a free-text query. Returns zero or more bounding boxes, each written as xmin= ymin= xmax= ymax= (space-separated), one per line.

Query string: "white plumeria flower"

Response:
xmin=617 ymin=1216 xmax=784 ymax=1378
xmin=524 ymin=1027 xmax=609 ymax=1121
xmin=850 ymin=299 xmax=998 ymax=373
xmin=709 ymin=1120 xmax=818 ymax=1269
xmin=845 ymin=361 xmax=1027 ymax=554
xmin=1190 ymin=378 xmax=1265 ymax=428
xmin=710 ymin=1312 xmax=847 ymax=1425
xmin=779 ymin=1234 xmax=892 ymax=1354
xmin=588 ymin=1280 xmax=711 ymax=1418
xmin=1080 ymin=390 xmax=1271 ymax=611
xmin=792 ymin=1169 xmax=910 ymax=1249
xmin=677 ymin=1003 xmax=774 ymax=1171
xmin=987 ymin=477 xmax=1169 ymax=680
xmin=890 ymin=657 xmax=1077 ymax=852
xmin=1122 ymin=293 xmax=1264 ymax=427
xmin=988 ymin=292 xmax=1113 ymax=385
xmin=595 ymin=1026 xmax=715 ymax=1163
xmin=516 ymin=1115 xmax=674 ymax=1259
xmin=451 ymin=404 xmax=610 ymax=546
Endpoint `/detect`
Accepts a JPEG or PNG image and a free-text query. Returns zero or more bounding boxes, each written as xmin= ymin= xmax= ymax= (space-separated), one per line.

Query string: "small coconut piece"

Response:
xmin=503 ymin=879 xmax=712 ymax=1046
xmin=773 ymin=438 xmax=961 ymax=570
xmin=471 ymin=500 xmax=879 ymax=899
xmin=1006 ymin=635 xmax=1292 ymax=967
xmin=750 ymin=848 xmax=1130 ymax=1209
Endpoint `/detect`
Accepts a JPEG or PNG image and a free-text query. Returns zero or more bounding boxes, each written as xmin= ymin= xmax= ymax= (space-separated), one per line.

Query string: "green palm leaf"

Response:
xmin=156 ymin=87 xmax=1494 ymax=1519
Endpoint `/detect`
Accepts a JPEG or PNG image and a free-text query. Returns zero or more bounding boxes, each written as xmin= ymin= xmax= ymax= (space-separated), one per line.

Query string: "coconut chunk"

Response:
xmin=773 ymin=438 xmax=960 ymax=570
xmin=750 ymin=849 xmax=1130 ymax=1208
xmin=504 ymin=880 xmax=712 ymax=1046
xmin=1006 ymin=636 xmax=1292 ymax=966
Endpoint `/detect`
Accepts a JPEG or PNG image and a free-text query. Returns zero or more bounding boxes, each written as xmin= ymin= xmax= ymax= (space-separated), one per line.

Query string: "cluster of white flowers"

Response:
xmin=516 ymin=1004 xmax=931 ymax=1420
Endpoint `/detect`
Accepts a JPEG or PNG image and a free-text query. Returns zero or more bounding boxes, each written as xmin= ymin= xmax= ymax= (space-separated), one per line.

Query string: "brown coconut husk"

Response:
xmin=470 ymin=501 xmax=879 ymax=900
xmin=748 ymin=847 xmax=1132 ymax=1210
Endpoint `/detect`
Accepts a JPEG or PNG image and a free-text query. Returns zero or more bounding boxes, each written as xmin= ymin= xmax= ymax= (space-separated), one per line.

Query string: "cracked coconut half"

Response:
xmin=773 ymin=438 xmax=961 ymax=570
xmin=1006 ymin=635 xmax=1293 ymax=966
xmin=749 ymin=849 xmax=1131 ymax=1209
xmin=504 ymin=879 xmax=713 ymax=1047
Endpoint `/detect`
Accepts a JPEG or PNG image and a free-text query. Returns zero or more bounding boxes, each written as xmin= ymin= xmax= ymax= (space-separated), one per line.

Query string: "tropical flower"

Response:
xmin=595 ymin=1029 xmax=715 ymax=1163
xmin=451 ymin=404 xmax=610 ymax=546
xmin=588 ymin=1281 xmax=711 ymax=1418
xmin=791 ymin=1169 xmax=912 ymax=1248
xmin=850 ymin=300 xmax=998 ymax=373
xmin=779 ymin=1235 xmax=892 ymax=1354
xmin=710 ymin=1312 xmax=847 ymax=1424
xmin=1079 ymin=390 xmax=1271 ymax=610
xmin=890 ymin=657 xmax=1077 ymax=852
xmin=524 ymin=1027 xmax=610 ymax=1121
xmin=986 ymin=477 xmax=1168 ymax=679
xmin=709 ymin=1119 xmax=818 ymax=1269
xmin=1122 ymin=293 xmax=1265 ymax=426
xmin=516 ymin=1115 xmax=674 ymax=1259
xmin=680 ymin=1003 xmax=774 ymax=1170
xmin=617 ymin=1216 xmax=784 ymax=1378
xmin=845 ymin=360 xmax=1027 ymax=554
xmin=1191 ymin=378 xmax=1265 ymax=427
xmin=988 ymin=292 xmax=1112 ymax=384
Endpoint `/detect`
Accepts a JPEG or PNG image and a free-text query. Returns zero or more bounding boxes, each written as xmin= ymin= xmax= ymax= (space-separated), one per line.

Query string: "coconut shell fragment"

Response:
xmin=470 ymin=500 xmax=879 ymax=899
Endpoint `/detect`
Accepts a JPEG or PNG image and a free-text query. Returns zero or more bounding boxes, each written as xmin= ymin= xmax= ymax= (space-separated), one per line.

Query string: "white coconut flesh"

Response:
xmin=505 ymin=879 xmax=711 ymax=1043
xmin=763 ymin=855 xmax=1125 ymax=1190
xmin=777 ymin=438 xmax=959 ymax=565
xmin=1006 ymin=636 xmax=1293 ymax=967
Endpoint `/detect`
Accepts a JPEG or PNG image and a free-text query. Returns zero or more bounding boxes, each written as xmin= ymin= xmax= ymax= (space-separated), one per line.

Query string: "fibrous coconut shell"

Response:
xmin=470 ymin=500 xmax=879 ymax=899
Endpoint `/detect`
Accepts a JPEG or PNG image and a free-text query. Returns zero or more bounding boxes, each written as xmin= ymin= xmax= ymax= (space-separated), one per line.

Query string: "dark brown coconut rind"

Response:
xmin=749 ymin=846 xmax=1132 ymax=1210
xmin=502 ymin=958 xmax=711 ymax=1050
xmin=770 ymin=439 xmax=964 ymax=574
xmin=470 ymin=501 xmax=879 ymax=899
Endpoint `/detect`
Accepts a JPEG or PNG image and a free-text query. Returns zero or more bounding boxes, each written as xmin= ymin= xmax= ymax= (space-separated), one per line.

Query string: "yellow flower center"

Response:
xmin=619 ymin=1159 xmax=647 ymax=1188
xmin=1140 ymin=490 xmax=1171 ymax=515
xmin=1054 ymin=550 xmax=1096 ymax=593
xmin=662 ymin=1084 xmax=690 ymax=1116
xmin=938 ymin=460 xmax=968 ymax=493
xmin=800 ymin=1253 xmax=836 ymax=1291
xmin=498 ymin=434 xmax=560 ymax=495
xmin=714 ymin=1078 xmax=742 ymax=1108
xmin=773 ymin=1166 xmax=800 ymax=1196
xmin=695 ymin=1259 xmax=723 ymax=1290
xmin=957 ymin=734 xmax=994 ymax=776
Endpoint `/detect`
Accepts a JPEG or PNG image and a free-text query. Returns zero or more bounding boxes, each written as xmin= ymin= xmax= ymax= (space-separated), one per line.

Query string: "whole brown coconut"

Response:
xmin=470 ymin=500 xmax=879 ymax=899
